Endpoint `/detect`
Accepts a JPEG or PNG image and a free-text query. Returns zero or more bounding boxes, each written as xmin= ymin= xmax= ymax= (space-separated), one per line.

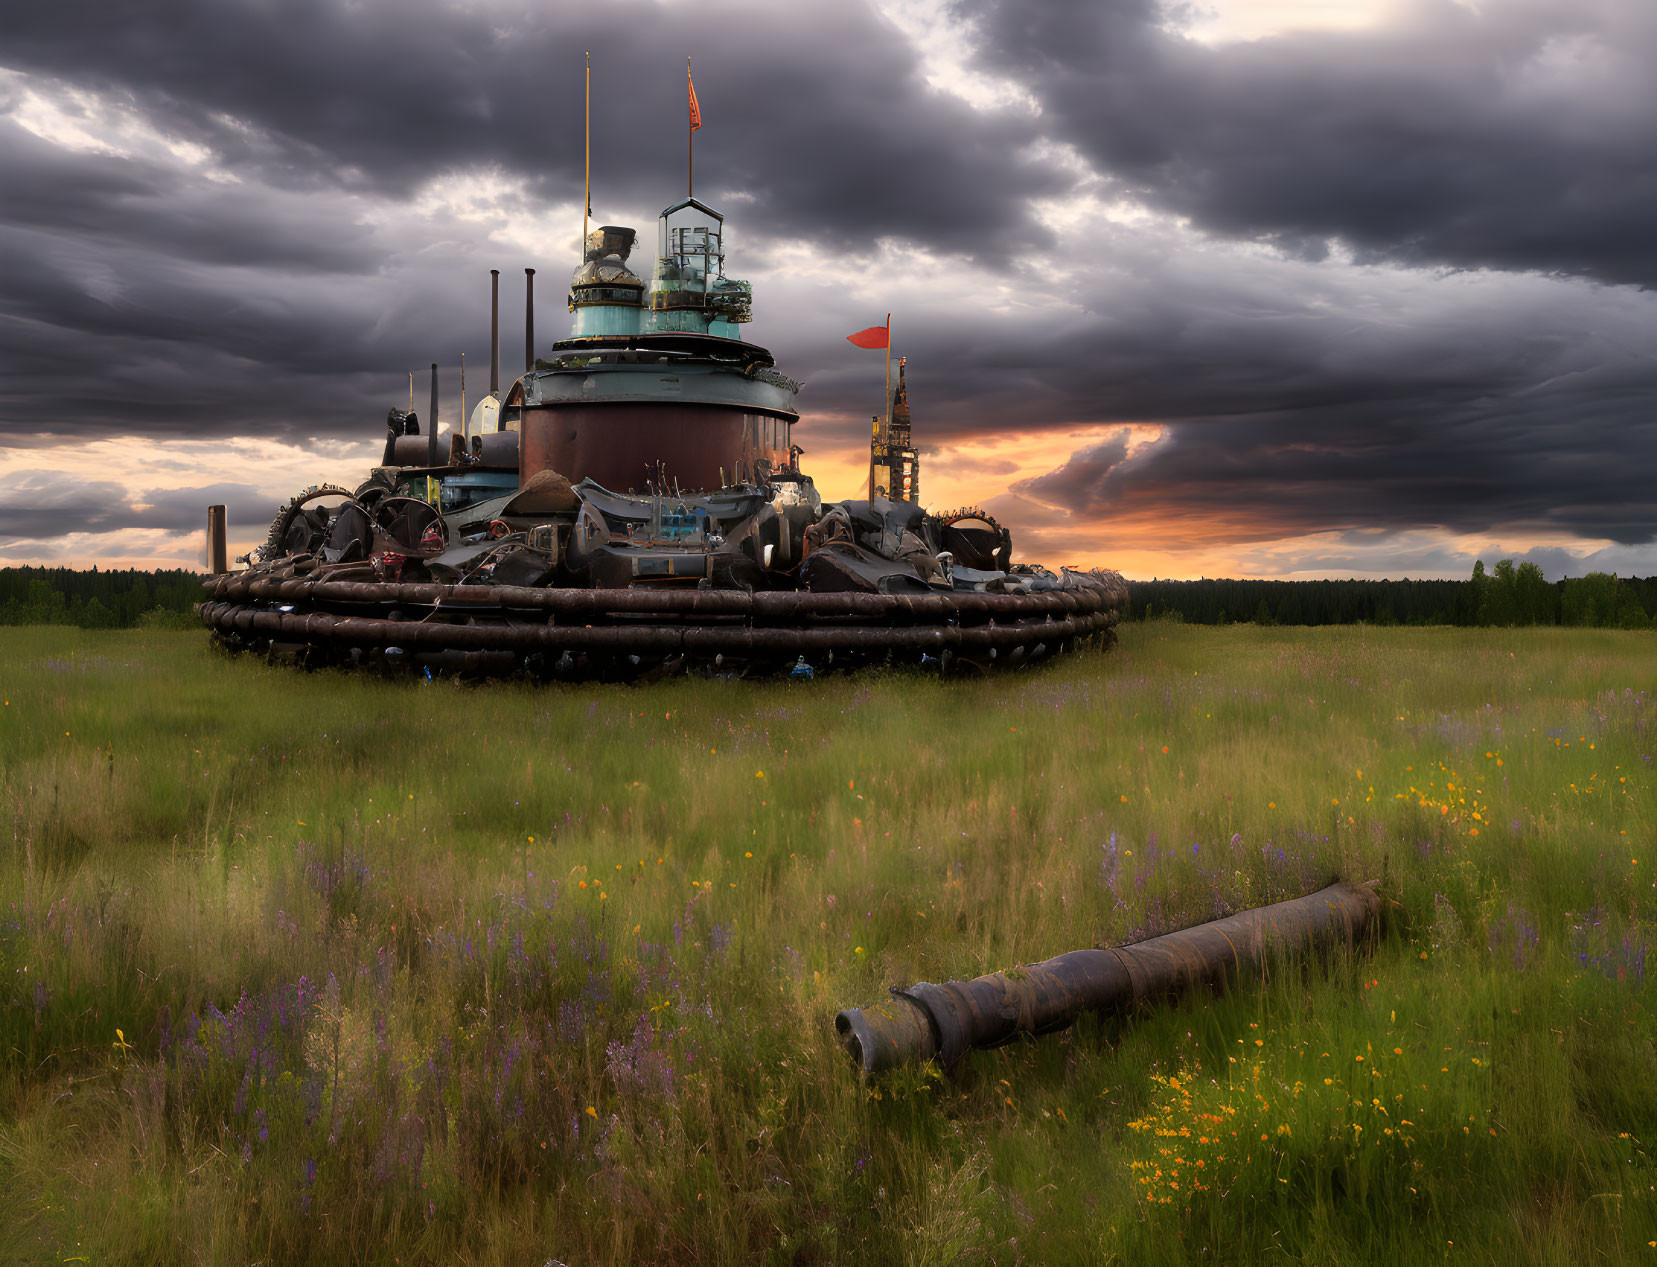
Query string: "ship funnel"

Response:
xmin=427 ymin=363 xmax=439 ymax=467
xmin=489 ymin=269 xmax=500 ymax=395
xmin=524 ymin=268 xmax=536 ymax=376
xmin=206 ymin=505 xmax=228 ymax=575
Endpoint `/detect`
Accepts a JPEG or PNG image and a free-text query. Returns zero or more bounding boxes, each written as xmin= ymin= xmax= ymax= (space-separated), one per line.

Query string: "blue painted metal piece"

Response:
xmin=436 ymin=471 xmax=520 ymax=516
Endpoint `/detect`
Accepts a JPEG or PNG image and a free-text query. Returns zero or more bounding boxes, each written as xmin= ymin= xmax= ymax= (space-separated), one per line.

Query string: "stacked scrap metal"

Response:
xmin=200 ymin=473 xmax=1125 ymax=680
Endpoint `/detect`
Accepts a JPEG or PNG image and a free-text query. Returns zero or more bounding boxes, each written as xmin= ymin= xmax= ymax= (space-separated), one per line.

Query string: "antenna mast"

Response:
xmin=583 ymin=52 xmax=591 ymax=250
xmin=687 ymin=57 xmax=701 ymax=198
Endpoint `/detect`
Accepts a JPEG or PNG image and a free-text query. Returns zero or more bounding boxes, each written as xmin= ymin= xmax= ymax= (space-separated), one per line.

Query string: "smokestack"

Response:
xmin=489 ymin=269 xmax=500 ymax=395
xmin=206 ymin=505 xmax=228 ymax=575
xmin=524 ymin=267 xmax=536 ymax=377
xmin=427 ymin=362 xmax=439 ymax=467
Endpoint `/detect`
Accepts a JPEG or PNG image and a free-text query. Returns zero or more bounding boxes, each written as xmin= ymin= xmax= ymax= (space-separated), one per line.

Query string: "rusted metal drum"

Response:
xmin=518 ymin=334 xmax=800 ymax=490
xmin=520 ymin=401 xmax=793 ymax=492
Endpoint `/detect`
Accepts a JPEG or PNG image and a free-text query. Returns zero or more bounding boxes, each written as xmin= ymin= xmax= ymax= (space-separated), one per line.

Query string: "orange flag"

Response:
xmin=845 ymin=324 xmax=889 ymax=349
xmin=688 ymin=69 xmax=702 ymax=132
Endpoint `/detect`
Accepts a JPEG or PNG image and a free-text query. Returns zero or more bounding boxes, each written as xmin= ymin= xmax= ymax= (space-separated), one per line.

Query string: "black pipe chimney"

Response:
xmin=524 ymin=267 xmax=536 ymax=378
xmin=427 ymin=362 xmax=439 ymax=468
xmin=206 ymin=505 xmax=228 ymax=575
xmin=489 ymin=269 xmax=500 ymax=396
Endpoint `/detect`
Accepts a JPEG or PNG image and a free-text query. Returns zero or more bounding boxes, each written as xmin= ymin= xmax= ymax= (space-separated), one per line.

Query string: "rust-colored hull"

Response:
xmin=521 ymin=402 xmax=793 ymax=491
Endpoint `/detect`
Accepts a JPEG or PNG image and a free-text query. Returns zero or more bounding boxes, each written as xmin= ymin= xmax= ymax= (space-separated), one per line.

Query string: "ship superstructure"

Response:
xmin=502 ymin=199 xmax=798 ymax=494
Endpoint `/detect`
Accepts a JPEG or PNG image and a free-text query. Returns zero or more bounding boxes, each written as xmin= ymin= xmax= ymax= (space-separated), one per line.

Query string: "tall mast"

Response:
xmin=583 ymin=52 xmax=591 ymax=251
xmin=879 ymin=313 xmax=892 ymax=495
xmin=687 ymin=57 xmax=699 ymax=198
xmin=883 ymin=312 xmax=893 ymax=443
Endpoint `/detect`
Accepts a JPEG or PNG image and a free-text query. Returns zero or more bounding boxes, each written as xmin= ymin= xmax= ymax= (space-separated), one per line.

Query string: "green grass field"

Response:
xmin=0 ymin=623 xmax=1652 ymax=1264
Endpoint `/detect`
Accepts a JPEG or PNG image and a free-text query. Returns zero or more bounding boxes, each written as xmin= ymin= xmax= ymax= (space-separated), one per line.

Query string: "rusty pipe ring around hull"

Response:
xmin=203 ymin=572 xmax=1125 ymax=622
xmin=197 ymin=599 xmax=1117 ymax=655
xmin=834 ymin=881 xmax=1381 ymax=1074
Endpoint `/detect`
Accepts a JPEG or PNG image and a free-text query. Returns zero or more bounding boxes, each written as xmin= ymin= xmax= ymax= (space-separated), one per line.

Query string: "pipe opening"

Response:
xmin=833 ymin=1012 xmax=864 ymax=1067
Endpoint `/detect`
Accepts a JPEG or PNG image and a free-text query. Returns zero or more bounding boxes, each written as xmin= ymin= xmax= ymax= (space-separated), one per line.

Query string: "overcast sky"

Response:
xmin=1 ymin=0 xmax=1653 ymax=579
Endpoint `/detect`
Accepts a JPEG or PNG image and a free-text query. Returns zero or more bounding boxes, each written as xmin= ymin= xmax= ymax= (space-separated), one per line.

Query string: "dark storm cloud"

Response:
xmin=0 ymin=0 xmax=1057 ymax=257
xmin=0 ymin=0 xmax=1062 ymax=448
xmin=1012 ymin=380 xmax=1657 ymax=548
xmin=2 ymin=0 xmax=1656 ymax=568
xmin=0 ymin=98 xmax=533 ymax=445
xmin=0 ymin=208 xmax=421 ymax=442
xmin=797 ymin=243 xmax=1646 ymax=432
xmin=787 ymin=237 xmax=1657 ymax=549
xmin=0 ymin=472 xmax=264 ymax=545
xmin=959 ymin=0 xmax=1657 ymax=287
xmin=0 ymin=122 xmax=386 ymax=273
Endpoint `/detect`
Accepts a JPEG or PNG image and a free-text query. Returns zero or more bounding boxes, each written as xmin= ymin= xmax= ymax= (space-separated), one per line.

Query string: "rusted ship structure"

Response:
xmin=198 ymin=195 xmax=1126 ymax=679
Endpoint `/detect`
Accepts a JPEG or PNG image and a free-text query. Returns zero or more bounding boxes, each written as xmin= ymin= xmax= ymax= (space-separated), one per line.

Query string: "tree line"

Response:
xmin=1132 ymin=562 xmax=1656 ymax=628
xmin=0 ymin=567 xmax=205 ymax=629
xmin=1 ymin=562 xmax=1652 ymax=630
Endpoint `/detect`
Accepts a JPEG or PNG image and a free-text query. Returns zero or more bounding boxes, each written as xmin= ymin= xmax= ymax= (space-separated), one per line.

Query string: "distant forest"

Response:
xmin=1132 ymin=561 xmax=1655 ymax=628
xmin=1 ymin=561 xmax=1652 ymax=629
xmin=0 ymin=567 xmax=205 ymax=630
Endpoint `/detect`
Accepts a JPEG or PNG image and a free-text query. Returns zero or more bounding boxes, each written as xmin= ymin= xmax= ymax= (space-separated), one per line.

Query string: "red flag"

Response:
xmin=688 ymin=70 xmax=702 ymax=132
xmin=845 ymin=324 xmax=889 ymax=349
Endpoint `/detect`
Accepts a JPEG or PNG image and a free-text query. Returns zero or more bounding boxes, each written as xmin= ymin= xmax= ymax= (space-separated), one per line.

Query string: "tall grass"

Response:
xmin=0 ymin=624 xmax=1652 ymax=1263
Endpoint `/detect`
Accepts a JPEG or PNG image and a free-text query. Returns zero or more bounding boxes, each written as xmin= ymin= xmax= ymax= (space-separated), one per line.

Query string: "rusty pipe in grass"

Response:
xmin=834 ymin=880 xmax=1381 ymax=1074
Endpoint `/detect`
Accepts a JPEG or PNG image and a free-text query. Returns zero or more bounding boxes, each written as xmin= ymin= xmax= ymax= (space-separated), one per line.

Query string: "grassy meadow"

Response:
xmin=0 ymin=622 xmax=1652 ymax=1264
